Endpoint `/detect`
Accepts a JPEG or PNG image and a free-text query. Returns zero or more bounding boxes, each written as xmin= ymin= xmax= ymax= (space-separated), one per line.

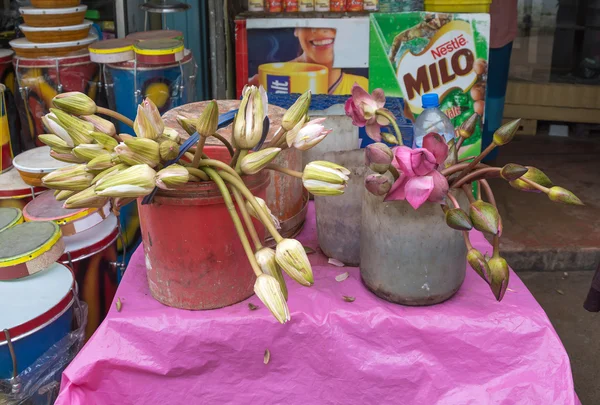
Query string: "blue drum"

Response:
xmin=0 ymin=262 xmax=75 ymax=380
xmin=104 ymin=49 xmax=197 ymax=134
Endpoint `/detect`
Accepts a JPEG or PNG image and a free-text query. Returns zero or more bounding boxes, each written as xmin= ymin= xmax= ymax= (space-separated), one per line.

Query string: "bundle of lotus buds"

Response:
xmin=346 ymin=84 xmax=584 ymax=303
xmin=40 ymin=88 xmax=349 ymax=324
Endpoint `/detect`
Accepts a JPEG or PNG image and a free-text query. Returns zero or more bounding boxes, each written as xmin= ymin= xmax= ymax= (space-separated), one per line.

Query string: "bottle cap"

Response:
xmin=422 ymin=93 xmax=439 ymax=108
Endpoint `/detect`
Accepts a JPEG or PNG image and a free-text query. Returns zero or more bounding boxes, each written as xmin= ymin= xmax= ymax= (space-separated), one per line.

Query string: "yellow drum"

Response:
xmin=258 ymin=62 xmax=328 ymax=94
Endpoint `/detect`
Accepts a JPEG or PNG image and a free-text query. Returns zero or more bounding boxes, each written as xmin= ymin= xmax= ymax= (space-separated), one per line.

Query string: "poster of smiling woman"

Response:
xmin=235 ymin=17 xmax=370 ymax=98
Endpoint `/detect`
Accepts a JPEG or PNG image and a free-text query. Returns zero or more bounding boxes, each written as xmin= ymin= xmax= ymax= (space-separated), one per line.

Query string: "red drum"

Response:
xmin=0 ymin=168 xmax=45 ymax=209
xmin=13 ymin=52 xmax=100 ymax=145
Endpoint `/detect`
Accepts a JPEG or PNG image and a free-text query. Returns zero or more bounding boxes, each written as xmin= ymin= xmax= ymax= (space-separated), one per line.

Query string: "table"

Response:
xmin=56 ymin=203 xmax=580 ymax=404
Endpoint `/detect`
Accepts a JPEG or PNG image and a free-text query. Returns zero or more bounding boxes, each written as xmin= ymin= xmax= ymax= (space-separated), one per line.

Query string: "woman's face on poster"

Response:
xmin=294 ymin=28 xmax=337 ymax=66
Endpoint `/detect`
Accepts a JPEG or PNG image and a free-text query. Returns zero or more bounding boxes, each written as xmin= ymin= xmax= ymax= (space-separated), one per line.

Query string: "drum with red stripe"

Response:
xmin=0 ymin=168 xmax=45 ymax=210
xmin=23 ymin=190 xmax=120 ymax=338
xmin=0 ymin=262 xmax=76 ymax=380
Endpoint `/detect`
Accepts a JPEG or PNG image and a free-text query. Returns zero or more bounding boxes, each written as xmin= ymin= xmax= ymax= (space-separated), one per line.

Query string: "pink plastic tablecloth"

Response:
xmin=56 ymin=203 xmax=580 ymax=405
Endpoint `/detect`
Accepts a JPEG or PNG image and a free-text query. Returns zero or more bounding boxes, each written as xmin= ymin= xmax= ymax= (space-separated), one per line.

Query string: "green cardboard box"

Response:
xmin=370 ymin=12 xmax=490 ymax=157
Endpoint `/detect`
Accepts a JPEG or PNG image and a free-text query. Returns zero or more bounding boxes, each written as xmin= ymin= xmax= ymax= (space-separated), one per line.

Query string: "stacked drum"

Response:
xmin=10 ymin=1 xmax=100 ymax=146
xmin=90 ymin=30 xmax=197 ymax=134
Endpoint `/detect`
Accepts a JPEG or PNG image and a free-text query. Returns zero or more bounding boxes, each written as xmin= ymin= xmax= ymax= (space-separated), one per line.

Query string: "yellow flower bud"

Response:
xmin=240 ymin=147 xmax=281 ymax=175
xmin=275 ymin=238 xmax=314 ymax=286
xmin=52 ymin=91 xmax=97 ymax=115
xmin=254 ymin=274 xmax=290 ymax=324
xmin=155 ymin=164 xmax=189 ymax=190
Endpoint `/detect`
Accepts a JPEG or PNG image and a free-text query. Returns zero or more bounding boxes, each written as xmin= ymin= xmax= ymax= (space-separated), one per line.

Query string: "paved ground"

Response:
xmin=491 ymin=135 xmax=600 ymax=404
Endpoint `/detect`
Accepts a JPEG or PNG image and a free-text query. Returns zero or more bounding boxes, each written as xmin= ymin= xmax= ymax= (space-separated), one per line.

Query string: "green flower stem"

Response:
xmin=219 ymin=171 xmax=283 ymax=244
xmin=376 ymin=109 xmax=404 ymax=145
xmin=388 ymin=165 xmax=400 ymax=180
xmin=451 ymin=142 xmax=497 ymax=186
xmin=97 ymin=106 xmax=134 ymax=129
xmin=185 ymin=166 xmax=209 ymax=181
xmin=191 ymin=136 xmax=207 ymax=168
xmin=520 ymin=177 xmax=550 ymax=193
xmin=235 ymin=149 xmax=249 ymax=174
xmin=212 ymin=133 xmax=235 ymax=157
xmin=198 ymin=159 xmax=243 ymax=182
xmin=454 ymin=137 xmax=465 ymax=164
xmin=492 ymin=234 xmax=501 ymax=258
xmin=265 ymin=126 xmax=285 ymax=149
xmin=452 ymin=167 xmax=501 ymax=189
xmin=230 ymin=149 xmax=240 ymax=168
xmin=266 ymin=163 xmax=303 ymax=179
xmin=202 ymin=167 xmax=262 ymax=277
xmin=461 ymin=184 xmax=476 ymax=204
xmin=231 ymin=187 xmax=263 ymax=251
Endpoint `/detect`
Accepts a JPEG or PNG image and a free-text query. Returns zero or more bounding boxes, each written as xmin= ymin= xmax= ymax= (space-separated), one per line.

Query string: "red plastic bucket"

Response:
xmin=137 ymin=147 xmax=270 ymax=310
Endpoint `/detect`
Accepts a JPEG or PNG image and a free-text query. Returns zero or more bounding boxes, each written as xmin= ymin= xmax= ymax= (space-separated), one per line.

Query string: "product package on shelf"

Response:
xmin=369 ymin=12 xmax=490 ymax=158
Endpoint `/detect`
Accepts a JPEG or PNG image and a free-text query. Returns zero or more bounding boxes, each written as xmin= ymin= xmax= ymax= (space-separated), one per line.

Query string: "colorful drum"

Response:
xmin=13 ymin=146 xmax=73 ymax=187
xmin=0 ymin=207 xmax=23 ymax=232
xmin=14 ymin=51 xmax=101 ymax=145
xmin=89 ymin=38 xmax=135 ymax=63
xmin=61 ymin=214 xmax=119 ymax=338
xmin=126 ymin=30 xmax=183 ymax=42
xmin=0 ymin=168 xmax=46 ymax=209
xmin=104 ymin=49 xmax=196 ymax=134
xmin=0 ymin=84 xmax=14 ymax=172
xmin=133 ymin=39 xmax=184 ymax=65
xmin=23 ymin=190 xmax=110 ymax=236
xmin=0 ymin=262 xmax=75 ymax=379
xmin=0 ymin=221 xmax=65 ymax=280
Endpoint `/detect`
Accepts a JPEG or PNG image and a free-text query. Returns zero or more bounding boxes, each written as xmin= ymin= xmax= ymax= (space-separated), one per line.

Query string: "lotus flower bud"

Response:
xmin=51 ymin=145 xmax=75 ymax=155
xmin=365 ymin=173 xmax=392 ymax=196
xmin=95 ymin=164 xmax=156 ymax=197
xmin=286 ymin=118 xmax=331 ymax=151
xmin=39 ymin=134 xmax=69 ymax=149
xmin=72 ymin=144 xmax=110 ymax=162
xmin=445 ymin=208 xmax=473 ymax=231
xmin=493 ymin=119 xmax=520 ymax=146
xmin=159 ymin=140 xmax=180 ymax=161
xmin=63 ymin=186 xmax=109 ymax=209
xmin=92 ymin=163 xmax=129 ymax=185
xmin=89 ymin=132 xmax=118 ymax=151
xmin=176 ymin=116 xmax=196 ymax=136
xmin=509 ymin=166 xmax=553 ymax=192
xmin=456 ymin=112 xmax=479 ymax=139
xmin=381 ymin=131 xmax=399 ymax=145
xmin=302 ymin=161 xmax=350 ymax=196
xmin=240 ymin=147 xmax=281 ymax=175
xmin=52 ymin=92 xmax=97 ymax=115
xmin=119 ymin=138 xmax=160 ymax=167
xmin=467 ymin=248 xmax=490 ymax=282
xmin=233 ymin=85 xmax=267 ymax=149
xmin=134 ymin=99 xmax=164 ymax=140
xmin=87 ymin=153 xmax=118 ymax=171
xmin=254 ymin=274 xmax=290 ymax=324
xmin=155 ymin=164 xmax=189 ymax=190
xmin=50 ymin=150 xmax=83 ymax=164
xmin=42 ymin=164 xmax=94 ymax=191
xmin=469 ymin=200 xmax=500 ymax=235
xmin=548 ymin=186 xmax=584 ymax=206
xmin=282 ymin=90 xmax=311 ymax=131
xmin=161 ymin=127 xmax=182 ymax=144
xmin=488 ymin=256 xmax=510 ymax=301
xmin=50 ymin=108 xmax=94 ymax=145
xmin=119 ymin=133 xmax=135 ymax=142
xmin=246 ymin=196 xmax=280 ymax=230
xmin=365 ymin=142 xmax=393 ymax=173
xmin=275 ymin=238 xmax=314 ymax=286
xmin=500 ymin=163 xmax=528 ymax=182
xmin=81 ymin=114 xmax=116 ymax=137
xmin=43 ymin=113 xmax=74 ymax=147
xmin=255 ymin=247 xmax=288 ymax=300
xmin=55 ymin=189 xmax=77 ymax=201
xmin=195 ymin=100 xmax=219 ymax=138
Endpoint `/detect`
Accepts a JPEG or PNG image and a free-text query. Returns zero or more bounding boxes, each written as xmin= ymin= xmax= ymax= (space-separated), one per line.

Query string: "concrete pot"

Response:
xmin=360 ymin=191 xmax=467 ymax=306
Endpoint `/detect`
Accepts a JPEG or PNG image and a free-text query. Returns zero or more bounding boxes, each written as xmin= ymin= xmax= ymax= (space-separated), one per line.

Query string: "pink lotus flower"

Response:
xmin=384 ymin=133 xmax=450 ymax=209
xmin=344 ymin=83 xmax=392 ymax=142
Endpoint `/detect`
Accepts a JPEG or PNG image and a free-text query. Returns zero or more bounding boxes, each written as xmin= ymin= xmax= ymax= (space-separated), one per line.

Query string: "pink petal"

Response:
xmin=365 ymin=123 xmax=383 ymax=142
xmin=410 ymin=148 xmax=437 ymax=176
xmin=422 ymin=132 xmax=449 ymax=165
xmin=393 ymin=146 xmax=416 ymax=177
xmin=372 ymin=88 xmax=386 ymax=109
xmin=344 ymin=98 xmax=367 ymax=127
xmin=405 ymin=176 xmax=434 ymax=209
xmin=383 ymin=176 xmax=407 ymax=202
xmin=427 ymin=170 xmax=449 ymax=203
xmin=351 ymin=83 xmax=378 ymax=110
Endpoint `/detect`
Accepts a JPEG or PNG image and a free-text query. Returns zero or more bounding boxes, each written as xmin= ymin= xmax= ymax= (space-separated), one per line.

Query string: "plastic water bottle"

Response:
xmin=413 ymin=93 xmax=454 ymax=148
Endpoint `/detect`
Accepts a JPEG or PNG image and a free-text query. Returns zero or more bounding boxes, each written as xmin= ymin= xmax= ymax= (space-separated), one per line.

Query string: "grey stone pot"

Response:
xmin=360 ymin=190 xmax=467 ymax=306
xmin=314 ymin=149 xmax=366 ymax=266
